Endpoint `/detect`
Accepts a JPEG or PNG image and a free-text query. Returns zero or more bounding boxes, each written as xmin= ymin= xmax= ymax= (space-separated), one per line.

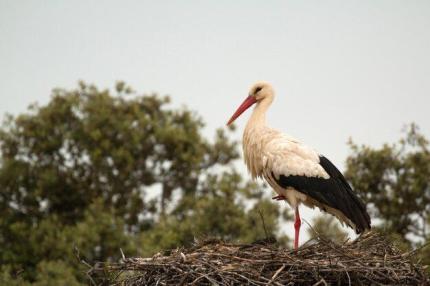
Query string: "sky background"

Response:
xmin=1 ymin=0 xmax=430 ymax=240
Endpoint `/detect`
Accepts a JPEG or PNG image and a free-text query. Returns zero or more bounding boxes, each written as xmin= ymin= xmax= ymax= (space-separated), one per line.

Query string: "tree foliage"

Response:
xmin=0 ymin=82 xmax=285 ymax=284
xmin=345 ymin=124 xmax=430 ymax=244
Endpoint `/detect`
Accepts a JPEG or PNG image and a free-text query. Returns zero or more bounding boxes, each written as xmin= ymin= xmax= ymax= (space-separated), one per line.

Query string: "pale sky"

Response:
xmin=1 ymin=1 xmax=430 ymax=240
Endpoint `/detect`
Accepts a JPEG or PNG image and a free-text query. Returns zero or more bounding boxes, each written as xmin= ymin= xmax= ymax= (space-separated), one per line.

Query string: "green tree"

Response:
xmin=344 ymin=124 xmax=430 ymax=267
xmin=344 ymin=124 xmax=430 ymax=245
xmin=0 ymin=82 xmax=284 ymax=284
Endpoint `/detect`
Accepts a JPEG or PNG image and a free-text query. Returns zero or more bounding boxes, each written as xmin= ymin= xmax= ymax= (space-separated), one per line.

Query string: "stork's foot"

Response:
xmin=272 ymin=195 xmax=286 ymax=201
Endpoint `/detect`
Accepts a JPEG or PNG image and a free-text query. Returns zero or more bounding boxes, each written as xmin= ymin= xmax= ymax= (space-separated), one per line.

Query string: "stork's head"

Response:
xmin=226 ymin=81 xmax=274 ymax=126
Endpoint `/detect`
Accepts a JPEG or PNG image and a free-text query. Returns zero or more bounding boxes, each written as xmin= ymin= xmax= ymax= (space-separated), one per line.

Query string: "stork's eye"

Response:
xmin=255 ymin=86 xmax=263 ymax=94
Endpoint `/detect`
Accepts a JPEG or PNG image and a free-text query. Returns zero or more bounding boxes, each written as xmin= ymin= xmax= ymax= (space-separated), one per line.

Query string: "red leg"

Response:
xmin=294 ymin=207 xmax=301 ymax=250
xmin=272 ymin=195 xmax=286 ymax=201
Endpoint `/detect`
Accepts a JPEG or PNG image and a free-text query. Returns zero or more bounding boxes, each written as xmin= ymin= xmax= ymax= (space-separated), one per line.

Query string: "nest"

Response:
xmin=87 ymin=232 xmax=429 ymax=285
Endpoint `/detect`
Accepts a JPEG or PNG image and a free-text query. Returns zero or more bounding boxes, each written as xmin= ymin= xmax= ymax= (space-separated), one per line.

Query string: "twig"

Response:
xmin=266 ymin=264 xmax=286 ymax=285
xmin=258 ymin=209 xmax=269 ymax=240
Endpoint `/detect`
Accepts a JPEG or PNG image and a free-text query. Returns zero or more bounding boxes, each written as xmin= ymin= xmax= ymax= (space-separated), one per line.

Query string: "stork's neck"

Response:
xmin=242 ymin=96 xmax=273 ymax=179
xmin=246 ymin=97 xmax=273 ymax=130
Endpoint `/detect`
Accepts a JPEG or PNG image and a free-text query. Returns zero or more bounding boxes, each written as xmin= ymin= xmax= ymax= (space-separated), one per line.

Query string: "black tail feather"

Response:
xmin=273 ymin=155 xmax=371 ymax=233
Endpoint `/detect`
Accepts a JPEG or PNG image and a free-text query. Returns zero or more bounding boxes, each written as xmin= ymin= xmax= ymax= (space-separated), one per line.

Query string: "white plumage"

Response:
xmin=227 ymin=81 xmax=371 ymax=250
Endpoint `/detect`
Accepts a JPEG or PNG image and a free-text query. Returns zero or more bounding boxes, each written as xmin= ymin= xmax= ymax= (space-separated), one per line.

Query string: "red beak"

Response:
xmin=226 ymin=96 xmax=257 ymax=126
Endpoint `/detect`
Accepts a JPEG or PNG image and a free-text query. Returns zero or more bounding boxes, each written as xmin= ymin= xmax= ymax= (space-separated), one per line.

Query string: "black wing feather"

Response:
xmin=273 ymin=155 xmax=371 ymax=233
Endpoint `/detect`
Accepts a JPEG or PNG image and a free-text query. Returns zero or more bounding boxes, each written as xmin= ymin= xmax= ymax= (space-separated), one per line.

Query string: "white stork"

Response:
xmin=227 ymin=82 xmax=371 ymax=250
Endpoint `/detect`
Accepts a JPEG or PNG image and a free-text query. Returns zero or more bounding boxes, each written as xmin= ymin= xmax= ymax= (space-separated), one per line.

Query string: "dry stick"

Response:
xmin=258 ymin=209 xmax=269 ymax=240
xmin=345 ymin=270 xmax=351 ymax=286
xmin=312 ymin=278 xmax=328 ymax=286
xmin=120 ymin=248 xmax=126 ymax=260
xmin=402 ymin=241 xmax=430 ymax=257
xmin=259 ymin=276 xmax=284 ymax=286
xmin=224 ymin=271 xmax=265 ymax=286
xmin=190 ymin=271 xmax=218 ymax=286
xmin=302 ymin=218 xmax=320 ymax=238
xmin=267 ymin=264 xmax=286 ymax=285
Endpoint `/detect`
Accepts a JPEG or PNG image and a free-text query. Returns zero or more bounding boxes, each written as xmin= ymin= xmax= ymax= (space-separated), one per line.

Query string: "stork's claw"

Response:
xmin=272 ymin=195 xmax=286 ymax=201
